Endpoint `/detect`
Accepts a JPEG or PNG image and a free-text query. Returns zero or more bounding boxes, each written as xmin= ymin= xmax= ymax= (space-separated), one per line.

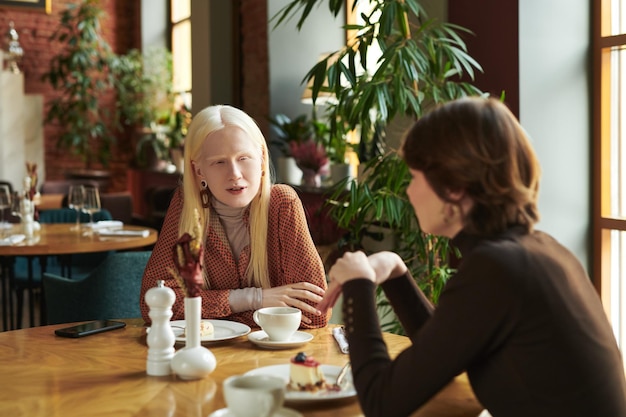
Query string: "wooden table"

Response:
xmin=0 ymin=320 xmax=482 ymax=417
xmin=0 ymin=224 xmax=158 ymax=330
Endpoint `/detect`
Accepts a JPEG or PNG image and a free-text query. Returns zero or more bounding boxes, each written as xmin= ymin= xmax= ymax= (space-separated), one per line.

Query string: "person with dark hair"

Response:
xmin=318 ymin=97 xmax=626 ymax=416
xmin=141 ymin=104 xmax=329 ymax=329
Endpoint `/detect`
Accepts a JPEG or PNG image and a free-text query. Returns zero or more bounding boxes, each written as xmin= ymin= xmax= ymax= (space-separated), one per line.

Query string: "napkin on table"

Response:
xmin=88 ymin=220 xmax=124 ymax=230
xmin=332 ymin=326 xmax=349 ymax=354
xmin=97 ymin=229 xmax=150 ymax=238
xmin=0 ymin=234 xmax=25 ymax=246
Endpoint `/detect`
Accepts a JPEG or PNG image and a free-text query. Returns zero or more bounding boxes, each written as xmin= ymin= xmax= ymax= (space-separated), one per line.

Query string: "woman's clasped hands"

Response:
xmin=262 ymin=282 xmax=326 ymax=324
xmin=317 ymin=251 xmax=408 ymax=313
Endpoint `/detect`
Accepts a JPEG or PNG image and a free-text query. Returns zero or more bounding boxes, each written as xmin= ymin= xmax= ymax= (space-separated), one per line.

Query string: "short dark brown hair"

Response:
xmin=401 ymin=97 xmax=541 ymax=236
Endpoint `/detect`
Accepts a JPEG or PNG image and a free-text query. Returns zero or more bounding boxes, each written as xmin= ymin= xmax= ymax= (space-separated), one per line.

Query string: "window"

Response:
xmin=593 ymin=0 xmax=626 ymax=363
xmin=170 ymin=0 xmax=191 ymax=98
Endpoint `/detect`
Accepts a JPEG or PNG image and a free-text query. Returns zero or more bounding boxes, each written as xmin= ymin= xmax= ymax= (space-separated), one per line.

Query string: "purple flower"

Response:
xmin=289 ymin=140 xmax=329 ymax=173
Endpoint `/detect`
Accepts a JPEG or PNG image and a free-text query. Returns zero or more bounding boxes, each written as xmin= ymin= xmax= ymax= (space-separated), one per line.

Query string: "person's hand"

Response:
xmin=328 ymin=251 xmax=376 ymax=285
xmin=262 ymin=282 xmax=325 ymax=324
xmin=317 ymin=251 xmax=376 ymax=314
xmin=368 ymin=251 xmax=407 ymax=285
xmin=316 ymin=280 xmax=341 ymax=314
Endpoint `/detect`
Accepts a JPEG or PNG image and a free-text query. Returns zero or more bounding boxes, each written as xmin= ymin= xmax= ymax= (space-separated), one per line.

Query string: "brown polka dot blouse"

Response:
xmin=140 ymin=184 xmax=329 ymax=329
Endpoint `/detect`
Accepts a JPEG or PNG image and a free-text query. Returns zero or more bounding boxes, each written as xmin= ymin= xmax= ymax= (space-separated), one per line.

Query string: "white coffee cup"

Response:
xmin=252 ymin=306 xmax=301 ymax=341
xmin=223 ymin=374 xmax=286 ymax=417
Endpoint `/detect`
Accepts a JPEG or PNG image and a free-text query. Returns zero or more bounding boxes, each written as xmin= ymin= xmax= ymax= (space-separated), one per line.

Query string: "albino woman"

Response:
xmin=141 ymin=105 xmax=328 ymax=329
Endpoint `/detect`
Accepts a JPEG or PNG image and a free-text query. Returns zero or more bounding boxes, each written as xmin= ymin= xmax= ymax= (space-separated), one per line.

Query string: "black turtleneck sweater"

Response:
xmin=342 ymin=226 xmax=626 ymax=417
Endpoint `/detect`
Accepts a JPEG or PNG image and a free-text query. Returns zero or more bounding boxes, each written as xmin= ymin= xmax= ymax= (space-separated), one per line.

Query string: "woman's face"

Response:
xmin=406 ymin=169 xmax=463 ymax=238
xmin=194 ymin=126 xmax=263 ymax=208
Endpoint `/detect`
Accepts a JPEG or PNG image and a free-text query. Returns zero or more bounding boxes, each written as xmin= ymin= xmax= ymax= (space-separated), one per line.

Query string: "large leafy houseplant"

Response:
xmin=274 ymin=0 xmax=484 ymax=334
xmin=42 ymin=0 xmax=117 ymax=168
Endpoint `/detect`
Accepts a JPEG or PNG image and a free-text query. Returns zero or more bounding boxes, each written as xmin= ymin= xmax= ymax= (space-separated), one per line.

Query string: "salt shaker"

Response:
xmin=145 ymin=280 xmax=176 ymax=376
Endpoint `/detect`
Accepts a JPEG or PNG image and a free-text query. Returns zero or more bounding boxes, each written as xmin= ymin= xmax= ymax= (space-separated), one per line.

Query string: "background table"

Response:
xmin=0 ymin=223 xmax=157 ymax=256
xmin=0 ymin=320 xmax=483 ymax=417
xmin=0 ymin=224 xmax=158 ymax=330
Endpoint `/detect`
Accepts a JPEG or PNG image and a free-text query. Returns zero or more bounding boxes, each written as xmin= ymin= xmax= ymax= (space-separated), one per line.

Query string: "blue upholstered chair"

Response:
xmin=12 ymin=208 xmax=114 ymax=328
xmin=38 ymin=208 xmax=114 ymax=275
xmin=42 ymin=251 xmax=152 ymax=324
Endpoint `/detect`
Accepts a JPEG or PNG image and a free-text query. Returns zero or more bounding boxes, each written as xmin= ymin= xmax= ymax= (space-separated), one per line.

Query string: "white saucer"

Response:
xmin=248 ymin=330 xmax=313 ymax=349
xmin=209 ymin=407 xmax=302 ymax=417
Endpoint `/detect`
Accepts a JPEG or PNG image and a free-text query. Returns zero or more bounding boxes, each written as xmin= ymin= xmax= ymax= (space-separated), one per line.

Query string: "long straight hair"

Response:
xmin=181 ymin=105 xmax=272 ymax=288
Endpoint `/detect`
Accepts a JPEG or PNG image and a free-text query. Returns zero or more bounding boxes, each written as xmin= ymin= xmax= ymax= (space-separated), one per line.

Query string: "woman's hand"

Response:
xmin=262 ymin=282 xmax=325 ymax=324
xmin=328 ymin=251 xmax=376 ymax=285
xmin=317 ymin=251 xmax=376 ymax=314
xmin=317 ymin=251 xmax=405 ymax=314
xmin=368 ymin=251 xmax=407 ymax=285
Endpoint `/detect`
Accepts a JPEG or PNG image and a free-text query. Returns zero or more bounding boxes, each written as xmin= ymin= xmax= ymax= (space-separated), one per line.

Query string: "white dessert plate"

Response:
xmin=169 ymin=319 xmax=251 ymax=343
xmin=245 ymin=364 xmax=356 ymax=403
xmin=248 ymin=330 xmax=313 ymax=349
xmin=208 ymin=407 xmax=302 ymax=417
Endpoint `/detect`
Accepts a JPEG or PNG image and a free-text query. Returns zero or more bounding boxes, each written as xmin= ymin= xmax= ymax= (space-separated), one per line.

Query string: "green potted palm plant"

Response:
xmin=274 ymin=0 xmax=484 ymax=333
xmin=42 ymin=0 xmax=117 ymax=169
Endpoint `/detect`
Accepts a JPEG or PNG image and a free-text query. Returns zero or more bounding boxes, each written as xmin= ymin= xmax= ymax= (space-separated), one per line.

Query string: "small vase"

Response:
xmin=330 ymin=162 xmax=353 ymax=189
xmin=301 ymin=169 xmax=321 ymax=187
xmin=171 ymin=297 xmax=216 ymax=380
xmin=276 ymin=156 xmax=302 ymax=185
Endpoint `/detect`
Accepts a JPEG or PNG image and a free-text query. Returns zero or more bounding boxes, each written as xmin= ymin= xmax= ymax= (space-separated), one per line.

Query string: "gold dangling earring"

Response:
xmin=200 ymin=180 xmax=210 ymax=208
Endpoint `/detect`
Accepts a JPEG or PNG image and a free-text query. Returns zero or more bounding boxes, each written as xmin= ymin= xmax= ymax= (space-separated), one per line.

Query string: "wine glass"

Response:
xmin=0 ymin=185 xmax=10 ymax=237
xmin=68 ymin=185 xmax=85 ymax=231
xmin=81 ymin=186 xmax=101 ymax=233
xmin=10 ymin=191 xmax=24 ymax=220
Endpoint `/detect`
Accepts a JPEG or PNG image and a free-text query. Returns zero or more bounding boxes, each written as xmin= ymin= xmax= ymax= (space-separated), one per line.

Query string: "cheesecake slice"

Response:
xmin=289 ymin=352 xmax=327 ymax=391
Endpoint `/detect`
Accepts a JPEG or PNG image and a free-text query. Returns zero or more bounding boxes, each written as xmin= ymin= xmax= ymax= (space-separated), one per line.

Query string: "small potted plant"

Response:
xmin=269 ymin=114 xmax=313 ymax=184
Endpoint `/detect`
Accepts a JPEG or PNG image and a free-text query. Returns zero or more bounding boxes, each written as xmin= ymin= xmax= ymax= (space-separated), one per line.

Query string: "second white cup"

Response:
xmin=223 ymin=374 xmax=286 ymax=417
xmin=253 ymin=306 xmax=301 ymax=341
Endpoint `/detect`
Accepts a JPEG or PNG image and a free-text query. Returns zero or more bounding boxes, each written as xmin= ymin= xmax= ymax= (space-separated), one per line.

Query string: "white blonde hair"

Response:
xmin=181 ymin=105 xmax=272 ymax=288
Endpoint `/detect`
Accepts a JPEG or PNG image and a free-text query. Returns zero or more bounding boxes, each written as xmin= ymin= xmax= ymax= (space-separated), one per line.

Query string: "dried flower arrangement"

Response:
xmin=168 ymin=209 xmax=204 ymax=297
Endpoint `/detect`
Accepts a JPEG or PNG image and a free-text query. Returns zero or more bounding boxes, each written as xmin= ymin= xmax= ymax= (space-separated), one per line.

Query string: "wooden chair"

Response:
xmin=145 ymin=186 xmax=176 ymax=231
xmin=39 ymin=179 xmax=99 ymax=195
xmin=42 ymin=251 xmax=152 ymax=324
xmin=99 ymin=192 xmax=134 ymax=224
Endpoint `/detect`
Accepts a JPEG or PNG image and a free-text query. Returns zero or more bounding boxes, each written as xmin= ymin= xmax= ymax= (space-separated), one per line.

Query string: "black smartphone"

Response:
xmin=54 ymin=320 xmax=126 ymax=338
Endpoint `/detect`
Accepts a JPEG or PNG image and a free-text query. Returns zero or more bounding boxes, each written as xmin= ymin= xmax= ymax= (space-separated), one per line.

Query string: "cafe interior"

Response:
xmin=0 ymin=0 xmax=620 ymax=416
